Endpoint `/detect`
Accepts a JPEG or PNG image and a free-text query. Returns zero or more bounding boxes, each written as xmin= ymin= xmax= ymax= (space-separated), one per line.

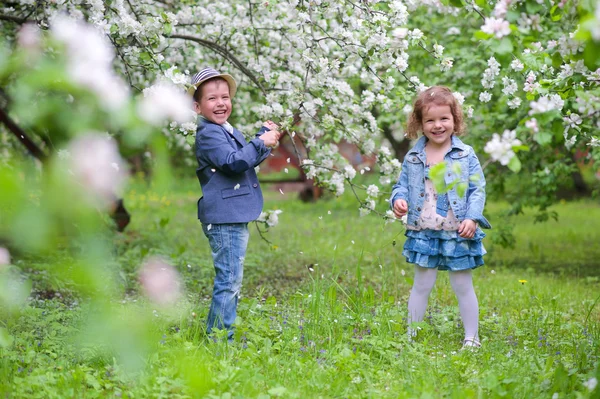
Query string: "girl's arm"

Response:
xmin=464 ymin=151 xmax=491 ymax=228
xmin=389 ymin=158 xmax=409 ymax=209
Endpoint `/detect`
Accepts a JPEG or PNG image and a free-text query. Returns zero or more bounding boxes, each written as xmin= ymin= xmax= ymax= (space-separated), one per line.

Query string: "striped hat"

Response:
xmin=188 ymin=67 xmax=237 ymax=98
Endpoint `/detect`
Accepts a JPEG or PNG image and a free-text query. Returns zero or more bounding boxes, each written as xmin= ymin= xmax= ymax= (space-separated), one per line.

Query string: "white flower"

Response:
xmin=266 ymin=210 xmax=283 ymax=227
xmin=510 ymin=59 xmax=524 ymax=71
xmin=0 ymin=247 xmax=10 ymax=266
xmin=446 ymin=27 xmax=460 ymax=35
xmin=365 ymin=199 xmax=376 ymax=210
xmin=17 ymin=23 xmax=41 ymax=50
xmin=507 ymin=97 xmax=522 ymax=109
xmin=583 ymin=377 xmax=597 ymax=391
xmin=391 ymin=27 xmax=408 ymax=40
xmin=587 ymin=137 xmax=600 ymax=147
xmin=366 ymin=185 xmax=380 ymax=198
xmin=484 ymin=130 xmax=522 ymax=166
xmin=563 ymin=113 xmax=582 ymax=127
xmin=479 ymin=92 xmax=492 ymax=103
xmin=51 ymin=15 xmax=129 ymax=110
xmin=440 ymin=58 xmax=454 ymax=72
xmin=139 ymin=257 xmax=182 ymax=306
xmin=67 ymin=133 xmax=128 ymax=208
xmin=525 ymin=118 xmax=539 ymax=133
xmin=138 ymin=82 xmax=194 ymax=126
xmin=408 ymin=29 xmax=424 ymax=40
xmin=502 ymin=77 xmax=518 ymax=96
xmin=452 ymin=92 xmax=465 ymax=105
xmin=529 ymin=94 xmax=564 ymax=115
xmin=433 ymin=44 xmax=444 ymax=58
xmin=344 ymin=165 xmax=356 ymax=180
xmin=481 ymin=17 xmax=511 ymax=39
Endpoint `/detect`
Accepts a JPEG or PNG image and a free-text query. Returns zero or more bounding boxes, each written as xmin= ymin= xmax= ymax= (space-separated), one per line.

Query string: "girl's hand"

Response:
xmin=458 ymin=219 xmax=477 ymax=239
xmin=393 ymin=199 xmax=408 ymax=219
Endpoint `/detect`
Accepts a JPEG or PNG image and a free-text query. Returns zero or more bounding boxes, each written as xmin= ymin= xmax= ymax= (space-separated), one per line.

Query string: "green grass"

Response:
xmin=1 ymin=178 xmax=599 ymax=398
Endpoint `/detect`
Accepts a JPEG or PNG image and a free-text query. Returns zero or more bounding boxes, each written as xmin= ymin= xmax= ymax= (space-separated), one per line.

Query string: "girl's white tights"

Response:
xmin=407 ymin=266 xmax=479 ymax=341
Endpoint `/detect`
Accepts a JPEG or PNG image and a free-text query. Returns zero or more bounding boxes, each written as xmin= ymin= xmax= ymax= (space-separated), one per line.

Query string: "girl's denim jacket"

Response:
xmin=390 ymin=135 xmax=491 ymax=230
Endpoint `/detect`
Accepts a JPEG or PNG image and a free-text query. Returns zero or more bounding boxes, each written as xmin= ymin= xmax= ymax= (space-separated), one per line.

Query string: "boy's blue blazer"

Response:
xmin=195 ymin=118 xmax=271 ymax=224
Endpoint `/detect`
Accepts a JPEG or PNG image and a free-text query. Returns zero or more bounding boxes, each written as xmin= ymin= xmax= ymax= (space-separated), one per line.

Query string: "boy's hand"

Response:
xmin=458 ymin=219 xmax=477 ymax=239
xmin=392 ymin=199 xmax=408 ymax=219
xmin=260 ymin=130 xmax=282 ymax=147
xmin=263 ymin=120 xmax=279 ymax=131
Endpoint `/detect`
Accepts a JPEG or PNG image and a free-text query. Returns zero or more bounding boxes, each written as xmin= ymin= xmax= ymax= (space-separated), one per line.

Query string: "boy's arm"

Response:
xmin=197 ymin=124 xmax=271 ymax=176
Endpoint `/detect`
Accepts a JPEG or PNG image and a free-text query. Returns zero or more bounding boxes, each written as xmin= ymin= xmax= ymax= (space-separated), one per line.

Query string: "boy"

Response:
xmin=190 ymin=67 xmax=281 ymax=340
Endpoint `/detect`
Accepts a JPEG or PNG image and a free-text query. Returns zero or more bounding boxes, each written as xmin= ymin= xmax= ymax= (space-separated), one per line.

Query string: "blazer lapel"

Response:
xmin=231 ymin=128 xmax=247 ymax=147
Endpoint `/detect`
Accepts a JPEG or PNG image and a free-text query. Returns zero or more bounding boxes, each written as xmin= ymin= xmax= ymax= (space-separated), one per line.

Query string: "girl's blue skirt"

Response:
xmin=402 ymin=229 xmax=486 ymax=271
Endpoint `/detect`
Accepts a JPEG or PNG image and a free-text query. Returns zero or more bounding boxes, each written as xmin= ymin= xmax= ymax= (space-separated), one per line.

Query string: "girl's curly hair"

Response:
xmin=406 ymin=86 xmax=466 ymax=139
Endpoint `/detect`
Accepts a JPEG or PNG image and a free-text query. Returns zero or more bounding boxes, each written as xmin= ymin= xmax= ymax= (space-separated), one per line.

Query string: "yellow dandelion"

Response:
xmin=519 ymin=279 xmax=527 ymax=285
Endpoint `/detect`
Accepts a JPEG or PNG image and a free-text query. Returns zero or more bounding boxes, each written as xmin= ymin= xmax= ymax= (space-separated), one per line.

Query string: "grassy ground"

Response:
xmin=1 ymin=178 xmax=599 ymax=398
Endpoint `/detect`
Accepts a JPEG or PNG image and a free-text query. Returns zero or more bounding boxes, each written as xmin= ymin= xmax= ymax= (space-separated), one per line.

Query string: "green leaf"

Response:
xmin=428 ymin=162 xmax=448 ymax=194
xmin=0 ymin=327 xmax=14 ymax=348
xmin=456 ymin=182 xmax=468 ymax=198
xmin=534 ymin=131 xmax=553 ymax=145
xmin=494 ymin=37 xmax=514 ymax=55
xmin=525 ymin=2 xmax=543 ymax=14
xmin=268 ymin=386 xmax=287 ymax=396
xmin=449 ymin=0 xmax=465 ymax=7
xmin=474 ymin=30 xmax=493 ymax=40
xmin=550 ymin=5 xmax=562 ymax=21
xmin=507 ymin=155 xmax=522 ymax=173
xmin=583 ymin=40 xmax=600 ymax=70
xmin=552 ymin=51 xmax=564 ymax=69
xmin=512 ymin=144 xmax=530 ymax=153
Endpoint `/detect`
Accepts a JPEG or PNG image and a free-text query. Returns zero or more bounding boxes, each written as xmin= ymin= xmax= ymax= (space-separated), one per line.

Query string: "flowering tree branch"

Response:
xmin=169 ymin=34 xmax=267 ymax=96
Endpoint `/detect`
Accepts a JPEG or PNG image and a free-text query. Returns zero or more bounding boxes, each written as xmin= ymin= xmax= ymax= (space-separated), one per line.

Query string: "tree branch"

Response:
xmin=0 ymin=14 xmax=30 ymax=25
xmin=0 ymin=107 xmax=47 ymax=162
xmin=168 ymin=34 xmax=267 ymax=96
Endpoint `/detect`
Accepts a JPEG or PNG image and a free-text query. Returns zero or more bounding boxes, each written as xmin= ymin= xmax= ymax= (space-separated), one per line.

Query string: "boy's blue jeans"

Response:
xmin=201 ymin=222 xmax=249 ymax=340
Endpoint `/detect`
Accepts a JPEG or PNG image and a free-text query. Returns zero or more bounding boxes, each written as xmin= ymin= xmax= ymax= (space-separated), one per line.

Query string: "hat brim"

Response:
xmin=187 ymin=73 xmax=237 ymax=98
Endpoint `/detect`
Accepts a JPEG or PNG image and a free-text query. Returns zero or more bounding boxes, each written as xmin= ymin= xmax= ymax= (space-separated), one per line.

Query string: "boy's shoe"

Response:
xmin=461 ymin=338 xmax=481 ymax=350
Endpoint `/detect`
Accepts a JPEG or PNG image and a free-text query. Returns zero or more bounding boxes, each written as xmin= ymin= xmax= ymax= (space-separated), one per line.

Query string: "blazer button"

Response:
xmin=253 ymin=183 xmax=258 ymax=188
xmin=417 ymin=207 xmax=421 ymax=211
xmin=412 ymin=157 xmax=417 ymax=162
xmin=453 ymin=201 xmax=457 ymax=204
xmin=420 ymin=192 xmax=424 ymax=197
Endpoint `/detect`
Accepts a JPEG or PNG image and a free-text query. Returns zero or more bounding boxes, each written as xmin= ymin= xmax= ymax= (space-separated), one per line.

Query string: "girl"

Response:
xmin=390 ymin=86 xmax=491 ymax=348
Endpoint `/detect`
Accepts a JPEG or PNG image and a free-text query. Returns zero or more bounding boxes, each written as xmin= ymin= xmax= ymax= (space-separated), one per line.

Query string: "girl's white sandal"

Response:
xmin=461 ymin=338 xmax=481 ymax=350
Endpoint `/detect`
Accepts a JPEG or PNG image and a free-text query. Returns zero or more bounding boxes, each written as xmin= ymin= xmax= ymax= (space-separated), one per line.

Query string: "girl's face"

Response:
xmin=194 ymin=79 xmax=232 ymax=125
xmin=421 ymin=104 xmax=455 ymax=148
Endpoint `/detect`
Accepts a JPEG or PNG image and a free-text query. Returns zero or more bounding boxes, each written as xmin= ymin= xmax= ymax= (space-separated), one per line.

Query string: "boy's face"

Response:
xmin=193 ymin=79 xmax=232 ymax=125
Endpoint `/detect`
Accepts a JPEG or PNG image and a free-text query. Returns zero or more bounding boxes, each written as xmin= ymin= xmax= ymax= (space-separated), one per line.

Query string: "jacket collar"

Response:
xmin=408 ymin=135 xmax=466 ymax=156
xmin=198 ymin=116 xmax=246 ymax=147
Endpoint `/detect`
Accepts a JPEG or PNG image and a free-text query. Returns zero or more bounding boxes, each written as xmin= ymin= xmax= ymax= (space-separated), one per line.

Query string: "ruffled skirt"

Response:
xmin=402 ymin=229 xmax=486 ymax=271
